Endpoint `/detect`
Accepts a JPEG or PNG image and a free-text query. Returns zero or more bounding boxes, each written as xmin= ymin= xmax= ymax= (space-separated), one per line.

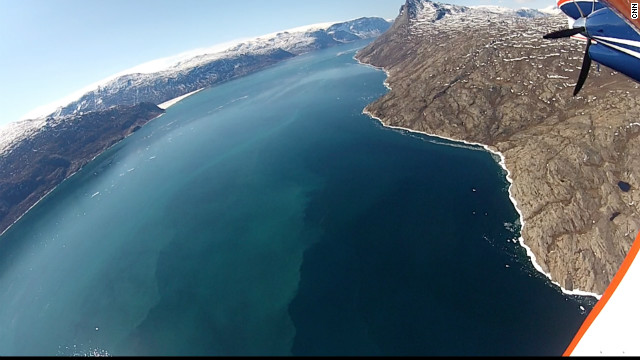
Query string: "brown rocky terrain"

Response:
xmin=356 ymin=0 xmax=640 ymax=295
xmin=0 ymin=103 xmax=164 ymax=235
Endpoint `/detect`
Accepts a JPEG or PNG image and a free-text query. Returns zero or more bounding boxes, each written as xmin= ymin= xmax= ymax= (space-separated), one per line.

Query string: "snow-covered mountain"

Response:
xmin=402 ymin=0 xmax=559 ymax=26
xmin=0 ymin=16 xmax=391 ymax=235
xmin=0 ymin=17 xmax=390 ymax=160
xmin=471 ymin=5 xmax=551 ymax=18
xmin=0 ymin=103 xmax=164 ymax=235
xmin=327 ymin=17 xmax=391 ymax=40
xmin=398 ymin=0 xmax=561 ymax=37
xmin=47 ymin=17 xmax=390 ymax=119
xmin=0 ymin=118 xmax=47 ymax=157
xmin=538 ymin=5 xmax=563 ymax=16
xmin=405 ymin=0 xmax=467 ymax=22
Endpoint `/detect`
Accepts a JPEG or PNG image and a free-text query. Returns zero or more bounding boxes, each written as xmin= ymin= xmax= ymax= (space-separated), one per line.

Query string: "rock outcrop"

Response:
xmin=0 ymin=103 xmax=164 ymax=235
xmin=356 ymin=0 xmax=640 ymax=294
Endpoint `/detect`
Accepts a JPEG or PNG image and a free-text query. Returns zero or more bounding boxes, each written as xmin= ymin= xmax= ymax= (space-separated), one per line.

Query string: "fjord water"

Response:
xmin=0 ymin=41 xmax=592 ymax=356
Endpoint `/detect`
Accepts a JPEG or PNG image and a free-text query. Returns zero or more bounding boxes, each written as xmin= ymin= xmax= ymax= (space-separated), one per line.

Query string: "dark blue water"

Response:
xmin=0 ymin=40 xmax=592 ymax=356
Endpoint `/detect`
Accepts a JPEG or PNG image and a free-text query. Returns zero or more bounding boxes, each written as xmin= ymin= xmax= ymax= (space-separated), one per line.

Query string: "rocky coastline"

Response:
xmin=0 ymin=103 xmax=165 ymax=236
xmin=356 ymin=0 xmax=640 ymax=295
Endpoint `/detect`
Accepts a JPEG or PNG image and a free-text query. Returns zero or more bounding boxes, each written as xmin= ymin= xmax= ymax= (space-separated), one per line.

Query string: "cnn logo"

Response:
xmin=633 ymin=3 xmax=639 ymax=20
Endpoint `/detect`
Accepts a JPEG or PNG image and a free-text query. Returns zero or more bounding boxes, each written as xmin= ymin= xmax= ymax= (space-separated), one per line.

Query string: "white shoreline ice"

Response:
xmin=355 ymin=52 xmax=602 ymax=300
xmin=158 ymin=88 xmax=204 ymax=110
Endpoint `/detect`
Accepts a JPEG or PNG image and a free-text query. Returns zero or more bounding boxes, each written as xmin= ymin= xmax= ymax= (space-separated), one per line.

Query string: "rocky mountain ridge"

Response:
xmin=0 ymin=17 xmax=390 ymax=159
xmin=49 ymin=17 xmax=390 ymax=119
xmin=0 ymin=17 xmax=391 ymax=237
xmin=357 ymin=0 xmax=640 ymax=294
xmin=0 ymin=103 xmax=164 ymax=235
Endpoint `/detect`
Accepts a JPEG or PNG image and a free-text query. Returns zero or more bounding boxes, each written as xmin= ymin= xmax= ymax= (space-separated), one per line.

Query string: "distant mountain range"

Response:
xmin=471 ymin=5 xmax=561 ymax=17
xmin=0 ymin=16 xmax=391 ymax=236
xmin=0 ymin=4 xmax=571 ymax=248
xmin=48 ymin=17 xmax=391 ymax=119
xmin=1 ymin=17 xmax=391 ymax=157
xmin=399 ymin=0 xmax=558 ymax=23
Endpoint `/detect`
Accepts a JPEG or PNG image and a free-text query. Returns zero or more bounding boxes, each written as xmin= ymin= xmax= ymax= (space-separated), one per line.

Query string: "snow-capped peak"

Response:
xmin=538 ymin=5 xmax=563 ymax=16
xmin=405 ymin=0 xmax=467 ymax=22
xmin=17 ymin=19 xmax=383 ymax=123
xmin=2 ymin=17 xmax=391 ymax=157
xmin=469 ymin=5 xmax=514 ymax=13
xmin=405 ymin=0 xmax=557 ymax=29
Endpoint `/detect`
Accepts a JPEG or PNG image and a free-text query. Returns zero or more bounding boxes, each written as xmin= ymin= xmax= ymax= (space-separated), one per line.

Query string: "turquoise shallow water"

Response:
xmin=0 ymin=40 xmax=592 ymax=356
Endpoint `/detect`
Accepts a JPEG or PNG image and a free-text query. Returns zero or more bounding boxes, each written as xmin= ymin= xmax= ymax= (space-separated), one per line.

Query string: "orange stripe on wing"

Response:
xmin=557 ymin=0 xmax=578 ymax=7
xmin=563 ymin=229 xmax=640 ymax=356
xmin=600 ymin=0 xmax=640 ymax=35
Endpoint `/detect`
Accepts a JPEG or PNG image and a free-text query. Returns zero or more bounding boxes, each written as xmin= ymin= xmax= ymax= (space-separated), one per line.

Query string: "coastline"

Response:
xmin=362 ymin=108 xmax=602 ymax=300
xmin=0 ymin=111 xmax=167 ymax=239
xmin=158 ymin=88 xmax=204 ymax=109
xmin=353 ymin=56 xmax=392 ymax=91
xmin=1 ymin=46 xmax=605 ymax=299
xmin=355 ymin=50 xmax=602 ymax=299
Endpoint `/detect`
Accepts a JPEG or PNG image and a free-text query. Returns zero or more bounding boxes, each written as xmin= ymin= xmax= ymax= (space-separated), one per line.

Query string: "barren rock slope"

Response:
xmin=356 ymin=0 xmax=640 ymax=294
